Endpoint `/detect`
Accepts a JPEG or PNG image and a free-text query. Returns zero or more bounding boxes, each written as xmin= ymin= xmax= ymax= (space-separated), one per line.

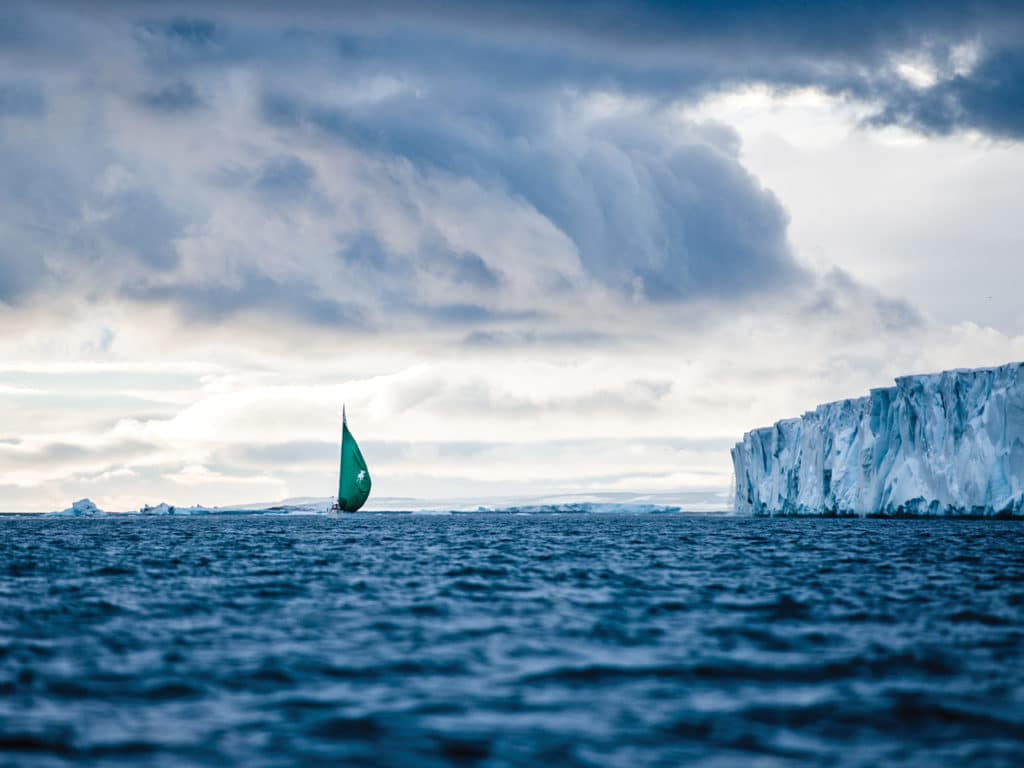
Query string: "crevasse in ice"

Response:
xmin=732 ymin=362 xmax=1024 ymax=516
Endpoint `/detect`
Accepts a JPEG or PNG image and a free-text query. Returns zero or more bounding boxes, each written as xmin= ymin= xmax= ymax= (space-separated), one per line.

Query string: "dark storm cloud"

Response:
xmin=268 ymin=88 xmax=802 ymax=301
xmin=0 ymin=103 xmax=190 ymax=304
xmin=56 ymin=1 xmax=1014 ymax=58
xmin=252 ymin=155 xmax=329 ymax=209
xmin=804 ymin=270 xmax=924 ymax=332
xmin=12 ymin=2 xmax=1024 ymax=134
xmin=255 ymin=155 xmax=315 ymax=196
xmin=128 ymin=270 xmax=365 ymax=328
xmin=867 ymin=47 xmax=1024 ymax=139
xmin=101 ymin=188 xmax=184 ymax=271
xmin=110 ymin=1 xmax=1024 ymax=138
xmin=415 ymin=303 xmax=540 ymax=326
xmin=137 ymin=80 xmax=203 ymax=111
xmin=134 ymin=17 xmax=224 ymax=64
xmin=338 ymin=234 xmax=392 ymax=274
xmin=416 ymin=236 xmax=504 ymax=291
xmin=4 ymin=0 xmax=1019 ymax=328
xmin=0 ymin=246 xmax=47 ymax=304
xmin=0 ymin=81 xmax=45 ymax=117
xmin=210 ymin=155 xmax=325 ymax=208
xmin=443 ymin=251 xmax=502 ymax=291
xmin=333 ymin=234 xmax=515 ymax=327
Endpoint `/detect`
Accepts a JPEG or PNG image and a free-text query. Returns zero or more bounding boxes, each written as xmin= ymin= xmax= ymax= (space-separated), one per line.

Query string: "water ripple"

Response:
xmin=1 ymin=514 xmax=1022 ymax=766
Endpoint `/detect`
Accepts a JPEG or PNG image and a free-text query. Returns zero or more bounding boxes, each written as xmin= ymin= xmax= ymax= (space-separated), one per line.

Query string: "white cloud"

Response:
xmin=3 ymin=282 xmax=1022 ymax=511
xmin=694 ymin=86 xmax=1024 ymax=336
xmin=2 ymin=2 xmax=1024 ymax=512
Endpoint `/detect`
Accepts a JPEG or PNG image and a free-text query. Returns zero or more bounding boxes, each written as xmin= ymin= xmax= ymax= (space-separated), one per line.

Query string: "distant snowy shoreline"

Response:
xmin=34 ymin=490 xmax=730 ymax=518
xmin=35 ymin=497 xmax=730 ymax=517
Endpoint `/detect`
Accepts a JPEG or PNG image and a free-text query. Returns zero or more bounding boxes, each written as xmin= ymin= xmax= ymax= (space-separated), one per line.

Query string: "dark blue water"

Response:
xmin=2 ymin=515 xmax=1022 ymax=767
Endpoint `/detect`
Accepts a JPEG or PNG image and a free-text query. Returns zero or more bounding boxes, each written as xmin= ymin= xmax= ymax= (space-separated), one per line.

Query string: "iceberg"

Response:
xmin=49 ymin=498 xmax=107 ymax=516
xmin=732 ymin=362 xmax=1024 ymax=516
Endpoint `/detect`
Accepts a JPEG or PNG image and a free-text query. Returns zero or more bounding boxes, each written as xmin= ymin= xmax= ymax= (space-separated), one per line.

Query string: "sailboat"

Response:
xmin=331 ymin=406 xmax=371 ymax=513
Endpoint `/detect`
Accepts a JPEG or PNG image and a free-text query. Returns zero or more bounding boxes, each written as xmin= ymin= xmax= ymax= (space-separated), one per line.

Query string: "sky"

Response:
xmin=2 ymin=0 xmax=1024 ymax=512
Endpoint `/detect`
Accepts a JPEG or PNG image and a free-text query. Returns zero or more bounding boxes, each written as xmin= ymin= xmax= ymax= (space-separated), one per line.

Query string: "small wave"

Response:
xmin=308 ymin=715 xmax=384 ymax=741
xmin=520 ymin=649 xmax=962 ymax=687
xmin=715 ymin=594 xmax=812 ymax=620
xmin=2 ymin=513 xmax=1020 ymax=766
xmin=91 ymin=566 xmax=136 ymax=576
xmin=0 ymin=732 xmax=76 ymax=757
xmin=947 ymin=610 xmax=1011 ymax=626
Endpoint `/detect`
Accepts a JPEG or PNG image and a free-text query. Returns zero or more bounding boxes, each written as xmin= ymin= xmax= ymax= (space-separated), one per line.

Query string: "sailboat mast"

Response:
xmin=337 ymin=405 xmax=346 ymax=503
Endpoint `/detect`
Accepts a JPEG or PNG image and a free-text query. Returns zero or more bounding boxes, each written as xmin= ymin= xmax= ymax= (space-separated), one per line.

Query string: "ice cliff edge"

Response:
xmin=731 ymin=362 xmax=1024 ymax=516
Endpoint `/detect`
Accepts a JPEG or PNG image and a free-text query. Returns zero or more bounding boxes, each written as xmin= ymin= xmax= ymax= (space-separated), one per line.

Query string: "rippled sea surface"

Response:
xmin=2 ymin=515 xmax=1023 ymax=767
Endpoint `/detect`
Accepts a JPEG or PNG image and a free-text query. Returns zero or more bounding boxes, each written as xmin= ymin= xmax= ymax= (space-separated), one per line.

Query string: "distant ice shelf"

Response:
xmin=732 ymin=362 xmax=1024 ymax=516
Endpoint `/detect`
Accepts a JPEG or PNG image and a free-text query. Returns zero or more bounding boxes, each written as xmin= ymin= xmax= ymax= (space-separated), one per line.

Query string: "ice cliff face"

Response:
xmin=732 ymin=363 xmax=1024 ymax=516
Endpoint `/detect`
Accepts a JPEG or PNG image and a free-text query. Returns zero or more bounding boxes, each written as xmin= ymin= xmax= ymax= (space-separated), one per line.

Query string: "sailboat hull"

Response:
xmin=329 ymin=501 xmax=360 ymax=514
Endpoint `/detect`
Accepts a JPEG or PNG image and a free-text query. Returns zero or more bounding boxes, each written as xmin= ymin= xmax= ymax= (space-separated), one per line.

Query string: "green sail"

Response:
xmin=337 ymin=411 xmax=371 ymax=511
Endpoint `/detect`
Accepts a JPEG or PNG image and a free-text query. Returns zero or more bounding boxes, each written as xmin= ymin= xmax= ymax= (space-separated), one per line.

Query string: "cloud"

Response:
xmin=419 ymin=376 xmax=675 ymax=418
xmin=461 ymin=330 xmax=613 ymax=348
xmin=10 ymin=0 xmax=1008 ymax=334
xmin=0 ymin=435 xmax=160 ymax=486
xmin=867 ymin=46 xmax=1024 ymax=139
xmin=99 ymin=185 xmax=185 ymax=271
xmin=2 ymin=304 xmax=1023 ymax=510
xmin=422 ymin=243 xmax=504 ymax=292
xmin=0 ymin=0 xmax=810 ymax=328
xmin=254 ymin=154 xmax=315 ymax=197
xmin=55 ymin=1 xmax=1023 ymax=137
xmin=218 ymin=440 xmax=335 ymax=468
xmin=3 ymin=0 xmax=1023 ymax=511
xmin=0 ymin=81 xmax=45 ymax=117
xmin=134 ymin=17 xmax=224 ymax=65
xmin=804 ymin=269 xmax=923 ymax=333
xmin=126 ymin=269 xmax=365 ymax=327
xmin=0 ymin=245 xmax=47 ymax=304
xmin=137 ymin=79 xmax=203 ymax=111
xmin=260 ymin=88 xmax=807 ymax=305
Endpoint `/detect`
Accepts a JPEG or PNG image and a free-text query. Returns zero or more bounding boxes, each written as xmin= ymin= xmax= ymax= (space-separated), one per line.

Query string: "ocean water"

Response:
xmin=1 ymin=514 xmax=1022 ymax=767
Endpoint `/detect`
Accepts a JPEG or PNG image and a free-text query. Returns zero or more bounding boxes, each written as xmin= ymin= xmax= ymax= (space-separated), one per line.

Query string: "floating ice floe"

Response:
xmin=472 ymin=503 xmax=683 ymax=514
xmin=732 ymin=362 xmax=1024 ymax=516
xmin=138 ymin=502 xmax=212 ymax=515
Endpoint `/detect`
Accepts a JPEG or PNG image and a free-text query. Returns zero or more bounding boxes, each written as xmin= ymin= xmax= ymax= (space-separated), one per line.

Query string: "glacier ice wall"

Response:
xmin=732 ymin=362 xmax=1024 ymax=516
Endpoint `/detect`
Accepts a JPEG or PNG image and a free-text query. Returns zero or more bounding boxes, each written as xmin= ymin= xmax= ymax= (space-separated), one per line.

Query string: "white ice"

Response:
xmin=732 ymin=362 xmax=1024 ymax=516
xmin=49 ymin=498 xmax=107 ymax=516
xmin=137 ymin=502 xmax=211 ymax=515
